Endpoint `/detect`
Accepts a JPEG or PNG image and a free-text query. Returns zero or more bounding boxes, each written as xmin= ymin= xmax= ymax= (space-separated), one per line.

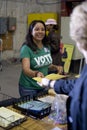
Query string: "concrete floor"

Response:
xmin=0 ymin=60 xmax=21 ymax=98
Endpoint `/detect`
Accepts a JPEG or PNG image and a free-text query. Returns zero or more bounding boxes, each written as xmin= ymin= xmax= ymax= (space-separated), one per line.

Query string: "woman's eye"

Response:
xmin=35 ymin=28 xmax=39 ymax=31
xmin=35 ymin=28 xmax=45 ymax=31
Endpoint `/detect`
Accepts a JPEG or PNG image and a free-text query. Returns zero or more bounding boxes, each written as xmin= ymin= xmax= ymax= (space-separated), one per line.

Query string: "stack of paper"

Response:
xmin=0 ymin=107 xmax=26 ymax=128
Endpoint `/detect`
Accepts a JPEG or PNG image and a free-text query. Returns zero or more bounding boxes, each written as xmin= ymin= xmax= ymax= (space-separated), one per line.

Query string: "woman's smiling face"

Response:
xmin=32 ymin=22 xmax=45 ymax=42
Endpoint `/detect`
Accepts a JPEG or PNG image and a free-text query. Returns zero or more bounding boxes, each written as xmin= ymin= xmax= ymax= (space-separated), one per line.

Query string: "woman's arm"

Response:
xmin=22 ymin=58 xmax=44 ymax=78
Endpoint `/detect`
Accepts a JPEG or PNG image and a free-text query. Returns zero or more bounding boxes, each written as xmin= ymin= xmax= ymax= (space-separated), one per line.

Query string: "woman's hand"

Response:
xmin=36 ymin=72 xmax=44 ymax=78
xmin=57 ymin=66 xmax=64 ymax=74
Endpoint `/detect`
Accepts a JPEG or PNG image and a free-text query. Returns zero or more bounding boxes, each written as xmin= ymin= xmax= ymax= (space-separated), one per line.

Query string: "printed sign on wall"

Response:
xmin=61 ymin=43 xmax=74 ymax=73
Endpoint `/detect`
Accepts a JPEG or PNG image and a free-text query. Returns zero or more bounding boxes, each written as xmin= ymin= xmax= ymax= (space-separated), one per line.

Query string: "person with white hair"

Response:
xmin=45 ymin=18 xmax=63 ymax=74
xmin=40 ymin=2 xmax=87 ymax=130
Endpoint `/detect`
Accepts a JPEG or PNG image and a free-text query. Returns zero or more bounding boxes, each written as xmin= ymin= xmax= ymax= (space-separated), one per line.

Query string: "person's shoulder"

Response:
xmin=21 ymin=45 xmax=32 ymax=54
xmin=21 ymin=44 xmax=30 ymax=50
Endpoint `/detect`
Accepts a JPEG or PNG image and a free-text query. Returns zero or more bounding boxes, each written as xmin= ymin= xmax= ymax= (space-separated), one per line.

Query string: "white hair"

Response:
xmin=70 ymin=2 xmax=87 ymax=49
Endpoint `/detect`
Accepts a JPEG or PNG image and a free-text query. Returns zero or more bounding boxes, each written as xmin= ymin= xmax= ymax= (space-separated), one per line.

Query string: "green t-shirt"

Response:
xmin=19 ymin=45 xmax=52 ymax=89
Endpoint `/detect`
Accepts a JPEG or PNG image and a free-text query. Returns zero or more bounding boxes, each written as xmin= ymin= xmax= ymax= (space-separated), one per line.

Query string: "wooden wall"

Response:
xmin=0 ymin=32 xmax=13 ymax=50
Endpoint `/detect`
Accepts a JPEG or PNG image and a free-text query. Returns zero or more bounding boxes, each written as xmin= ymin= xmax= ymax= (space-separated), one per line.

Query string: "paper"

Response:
xmin=0 ymin=107 xmax=25 ymax=128
xmin=33 ymin=77 xmax=42 ymax=83
xmin=33 ymin=73 xmax=67 ymax=83
xmin=46 ymin=73 xmax=66 ymax=80
xmin=75 ymin=74 xmax=80 ymax=78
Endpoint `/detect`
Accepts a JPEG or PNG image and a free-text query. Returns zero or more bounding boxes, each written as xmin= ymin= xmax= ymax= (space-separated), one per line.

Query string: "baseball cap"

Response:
xmin=45 ymin=18 xmax=57 ymax=25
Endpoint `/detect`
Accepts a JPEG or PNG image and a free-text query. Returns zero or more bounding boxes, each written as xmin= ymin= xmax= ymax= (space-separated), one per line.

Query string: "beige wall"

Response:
xmin=61 ymin=17 xmax=83 ymax=60
xmin=0 ymin=0 xmax=82 ymax=60
xmin=0 ymin=0 xmax=60 ymax=59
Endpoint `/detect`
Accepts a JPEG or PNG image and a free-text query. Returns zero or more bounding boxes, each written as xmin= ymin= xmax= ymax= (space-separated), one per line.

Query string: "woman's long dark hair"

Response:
xmin=23 ymin=20 xmax=49 ymax=51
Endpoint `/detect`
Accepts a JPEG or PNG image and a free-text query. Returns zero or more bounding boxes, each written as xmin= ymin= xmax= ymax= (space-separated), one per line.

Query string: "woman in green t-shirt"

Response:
xmin=19 ymin=20 xmax=63 ymax=98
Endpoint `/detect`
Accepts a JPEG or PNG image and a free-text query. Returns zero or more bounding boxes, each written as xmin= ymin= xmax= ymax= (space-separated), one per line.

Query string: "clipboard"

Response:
xmin=33 ymin=73 xmax=67 ymax=83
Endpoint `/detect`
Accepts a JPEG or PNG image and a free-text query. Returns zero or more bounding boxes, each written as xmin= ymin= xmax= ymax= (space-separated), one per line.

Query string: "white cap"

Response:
xmin=45 ymin=18 xmax=57 ymax=25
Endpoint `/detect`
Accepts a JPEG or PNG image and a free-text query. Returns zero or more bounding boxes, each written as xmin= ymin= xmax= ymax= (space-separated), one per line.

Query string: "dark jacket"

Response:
xmin=69 ymin=64 xmax=87 ymax=130
xmin=47 ymin=30 xmax=62 ymax=66
xmin=54 ymin=78 xmax=76 ymax=95
xmin=53 ymin=64 xmax=87 ymax=95
xmin=54 ymin=64 xmax=87 ymax=130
